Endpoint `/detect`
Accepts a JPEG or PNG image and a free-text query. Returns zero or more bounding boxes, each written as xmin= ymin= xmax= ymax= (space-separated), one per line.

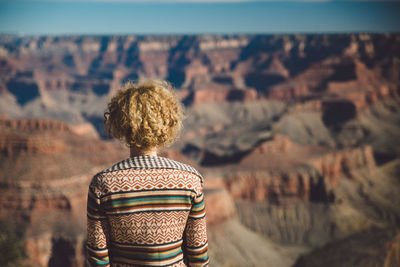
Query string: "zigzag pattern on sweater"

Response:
xmin=108 ymin=211 xmax=188 ymax=244
xmin=87 ymin=219 xmax=109 ymax=249
xmin=95 ymin=169 xmax=202 ymax=197
xmin=185 ymin=217 xmax=208 ymax=248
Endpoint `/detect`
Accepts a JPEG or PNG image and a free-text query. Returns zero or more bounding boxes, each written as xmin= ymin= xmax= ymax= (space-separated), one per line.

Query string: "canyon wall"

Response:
xmin=1 ymin=34 xmax=399 ymax=124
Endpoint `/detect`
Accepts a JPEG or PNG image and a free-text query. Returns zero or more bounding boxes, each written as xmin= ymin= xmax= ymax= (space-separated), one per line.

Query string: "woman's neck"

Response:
xmin=130 ymin=147 xmax=158 ymax=157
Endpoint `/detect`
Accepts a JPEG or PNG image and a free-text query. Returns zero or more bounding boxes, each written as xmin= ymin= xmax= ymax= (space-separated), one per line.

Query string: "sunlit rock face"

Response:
xmin=0 ymin=33 xmax=400 ymax=266
xmin=0 ymin=117 xmax=127 ymax=266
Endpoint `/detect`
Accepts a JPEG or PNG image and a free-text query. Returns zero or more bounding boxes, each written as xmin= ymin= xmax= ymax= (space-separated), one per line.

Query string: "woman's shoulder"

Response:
xmin=89 ymin=155 xmax=203 ymax=197
xmin=94 ymin=155 xmax=203 ymax=184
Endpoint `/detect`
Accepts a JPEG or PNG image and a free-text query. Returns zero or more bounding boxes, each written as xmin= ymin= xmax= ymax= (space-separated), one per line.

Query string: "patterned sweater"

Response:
xmin=86 ymin=155 xmax=209 ymax=267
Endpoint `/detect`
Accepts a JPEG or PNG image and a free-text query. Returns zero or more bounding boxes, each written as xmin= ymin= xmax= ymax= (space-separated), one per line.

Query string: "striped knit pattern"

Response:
xmin=100 ymin=156 xmax=204 ymax=185
xmin=87 ymin=155 xmax=209 ymax=267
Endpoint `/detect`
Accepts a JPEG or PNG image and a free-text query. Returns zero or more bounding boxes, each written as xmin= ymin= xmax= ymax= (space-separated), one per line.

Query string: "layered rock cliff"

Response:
xmin=1 ymin=34 xmax=399 ymax=125
xmin=0 ymin=116 xmax=130 ymax=266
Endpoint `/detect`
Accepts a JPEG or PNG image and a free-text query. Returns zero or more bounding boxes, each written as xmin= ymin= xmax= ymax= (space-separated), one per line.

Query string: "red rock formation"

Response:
xmin=0 ymin=171 xmax=93 ymax=213
xmin=187 ymin=87 xmax=257 ymax=105
xmin=204 ymin=187 xmax=236 ymax=225
xmin=0 ymin=118 xmax=71 ymax=156
xmin=0 ymin=117 xmax=128 ymax=266
xmin=0 ymin=118 xmax=70 ymax=132
xmin=0 ymin=166 xmax=93 ymax=266
xmin=1 ymin=34 xmax=398 ymax=105
xmin=210 ymin=135 xmax=376 ymax=202
xmin=0 ymin=117 xmax=127 ymax=181
xmin=308 ymin=145 xmax=376 ymax=186
xmin=0 ymin=133 xmax=67 ymax=156
xmin=223 ymin=170 xmax=312 ymax=202
xmin=267 ymin=57 xmax=399 ymax=115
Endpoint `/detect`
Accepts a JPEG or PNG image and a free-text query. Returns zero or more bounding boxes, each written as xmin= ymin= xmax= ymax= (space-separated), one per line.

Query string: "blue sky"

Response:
xmin=0 ymin=0 xmax=399 ymax=35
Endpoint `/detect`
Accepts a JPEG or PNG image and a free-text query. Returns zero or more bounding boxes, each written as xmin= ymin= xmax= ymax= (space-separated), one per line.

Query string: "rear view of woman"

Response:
xmin=86 ymin=80 xmax=209 ymax=266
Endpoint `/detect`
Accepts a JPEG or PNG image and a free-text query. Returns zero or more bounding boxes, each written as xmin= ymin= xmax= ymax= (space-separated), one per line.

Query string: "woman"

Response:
xmin=86 ymin=80 xmax=209 ymax=266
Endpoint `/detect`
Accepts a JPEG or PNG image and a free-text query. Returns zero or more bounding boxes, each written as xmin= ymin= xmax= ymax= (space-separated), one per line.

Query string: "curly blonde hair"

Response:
xmin=104 ymin=80 xmax=184 ymax=152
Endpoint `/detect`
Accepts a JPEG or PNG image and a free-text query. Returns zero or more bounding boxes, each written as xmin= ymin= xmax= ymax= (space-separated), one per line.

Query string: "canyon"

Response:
xmin=0 ymin=34 xmax=399 ymax=266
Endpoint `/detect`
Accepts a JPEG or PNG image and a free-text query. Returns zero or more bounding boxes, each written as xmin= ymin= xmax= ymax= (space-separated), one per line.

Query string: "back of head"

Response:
xmin=104 ymin=80 xmax=184 ymax=152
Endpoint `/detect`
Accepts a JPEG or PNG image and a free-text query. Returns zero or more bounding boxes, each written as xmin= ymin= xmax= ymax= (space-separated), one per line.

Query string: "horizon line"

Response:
xmin=1 ymin=30 xmax=399 ymax=37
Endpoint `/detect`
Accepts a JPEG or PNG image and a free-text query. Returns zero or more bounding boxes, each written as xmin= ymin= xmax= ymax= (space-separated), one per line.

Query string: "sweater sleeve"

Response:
xmin=184 ymin=183 xmax=209 ymax=266
xmin=86 ymin=175 xmax=111 ymax=267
